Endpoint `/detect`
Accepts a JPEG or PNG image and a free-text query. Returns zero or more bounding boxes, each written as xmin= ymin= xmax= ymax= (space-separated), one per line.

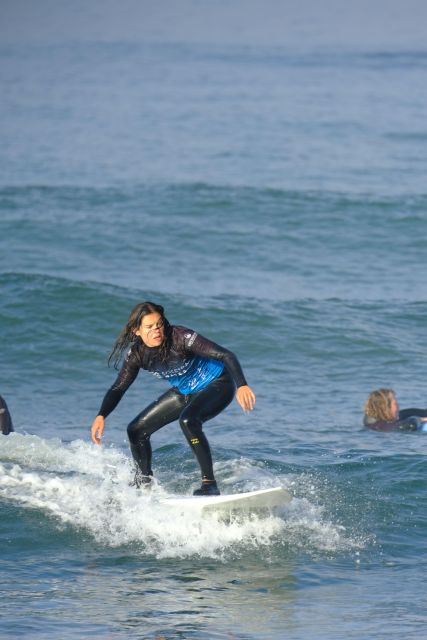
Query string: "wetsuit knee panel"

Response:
xmin=127 ymin=418 xmax=150 ymax=443
xmin=179 ymin=413 xmax=203 ymax=438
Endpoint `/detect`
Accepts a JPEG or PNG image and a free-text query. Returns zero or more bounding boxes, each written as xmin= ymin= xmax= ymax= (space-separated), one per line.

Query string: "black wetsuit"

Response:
xmin=98 ymin=326 xmax=248 ymax=479
xmin=0 ymin=395 xmax=13 ymax=435
xmin=364 ymin=408 xmax=427 ymax=432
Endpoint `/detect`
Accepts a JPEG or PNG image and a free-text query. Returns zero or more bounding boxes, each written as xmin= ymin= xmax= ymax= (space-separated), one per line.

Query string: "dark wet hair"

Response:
xmin=108 ymin=301 xmax=172 ymax=368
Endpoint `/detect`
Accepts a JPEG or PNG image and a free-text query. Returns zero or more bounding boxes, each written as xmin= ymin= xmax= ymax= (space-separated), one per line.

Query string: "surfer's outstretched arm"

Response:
xmin=90 ymin=351 xmax=140 ymax=444
xmin=185 ymin=333 xmax=256 ymax=413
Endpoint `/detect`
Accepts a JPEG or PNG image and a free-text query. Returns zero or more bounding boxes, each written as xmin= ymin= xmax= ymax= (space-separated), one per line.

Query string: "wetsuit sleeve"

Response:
xmin=182 ymin=329 xmax=248 ymax=388
xmin=98 ymin=350 xmax=140 ymax=418
xmin=399 ymin=408 xmax=427 ymax=419
xmin=398 ymin=408 xmax=427 ymax=431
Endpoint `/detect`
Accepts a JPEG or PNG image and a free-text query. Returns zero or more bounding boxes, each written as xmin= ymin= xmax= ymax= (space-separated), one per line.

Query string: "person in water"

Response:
xmin=0 ymin=395 xmax=14 ymax=435
xmin=91 ymin=301 xmax=256 ymax=495
xmin=363 ymin=388 xmax=427 ymax=432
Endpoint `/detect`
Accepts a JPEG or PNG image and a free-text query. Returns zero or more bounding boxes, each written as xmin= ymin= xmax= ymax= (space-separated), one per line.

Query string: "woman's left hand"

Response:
xmin=236 ymin=385 xmax=256 ymax=413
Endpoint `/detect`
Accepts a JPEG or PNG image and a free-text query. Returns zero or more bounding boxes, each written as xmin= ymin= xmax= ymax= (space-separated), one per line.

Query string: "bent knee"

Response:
xmin=179 ymin=413 xmax=202 ymax=437
xmin=127 ymin=418 xmax=150 ymax=443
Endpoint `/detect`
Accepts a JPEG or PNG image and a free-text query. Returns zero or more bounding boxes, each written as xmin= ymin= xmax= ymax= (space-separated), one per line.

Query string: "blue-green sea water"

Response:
xmin=1 ymin=2 xmax=427 ymax=638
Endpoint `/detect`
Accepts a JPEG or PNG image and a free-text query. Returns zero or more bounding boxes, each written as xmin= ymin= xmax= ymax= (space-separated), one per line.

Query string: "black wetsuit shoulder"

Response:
xmin=173 ymin=326 xmax=247 ymax=388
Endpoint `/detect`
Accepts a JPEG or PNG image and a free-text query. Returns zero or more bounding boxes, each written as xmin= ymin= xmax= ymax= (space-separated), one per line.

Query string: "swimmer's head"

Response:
xmin=364 ymin=388 xmax=398 ymax=422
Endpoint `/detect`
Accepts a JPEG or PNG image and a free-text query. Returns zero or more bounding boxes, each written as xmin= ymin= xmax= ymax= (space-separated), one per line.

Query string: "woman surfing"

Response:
xmin=91 ymin=302 xmax=256 ymax=495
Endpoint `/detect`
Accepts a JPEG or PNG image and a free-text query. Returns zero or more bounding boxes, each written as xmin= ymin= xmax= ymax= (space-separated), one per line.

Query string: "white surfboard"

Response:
xmin=160 ymin=486 xmax=291 ymax=512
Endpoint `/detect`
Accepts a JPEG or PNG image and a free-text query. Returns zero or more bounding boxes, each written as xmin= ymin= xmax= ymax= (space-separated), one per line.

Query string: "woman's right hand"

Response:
xmin=91 ymin=415 xmax=105 ymax=444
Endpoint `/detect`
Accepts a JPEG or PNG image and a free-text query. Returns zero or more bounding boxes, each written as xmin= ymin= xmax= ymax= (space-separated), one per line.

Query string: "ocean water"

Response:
xmin=1 ymin=2 xmax=427 ymax=638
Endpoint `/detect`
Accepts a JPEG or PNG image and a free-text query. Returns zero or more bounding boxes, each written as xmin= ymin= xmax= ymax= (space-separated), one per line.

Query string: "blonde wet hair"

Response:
xmin=364 ymin=388 xmax=396 ymax=422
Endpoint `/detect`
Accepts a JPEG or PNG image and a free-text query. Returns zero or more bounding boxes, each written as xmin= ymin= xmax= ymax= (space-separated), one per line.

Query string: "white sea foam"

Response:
xmin=0 ymin=433 xmax=360 ymax=559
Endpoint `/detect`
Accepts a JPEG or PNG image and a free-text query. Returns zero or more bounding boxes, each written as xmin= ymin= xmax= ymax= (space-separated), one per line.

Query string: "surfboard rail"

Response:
xmin=160 ymin=486 xmax=291 ymax=511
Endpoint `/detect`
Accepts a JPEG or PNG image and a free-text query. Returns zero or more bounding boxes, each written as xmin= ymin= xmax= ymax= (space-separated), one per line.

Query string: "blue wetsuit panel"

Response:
xmin=155 ymin=356 xmax=225 ymax=394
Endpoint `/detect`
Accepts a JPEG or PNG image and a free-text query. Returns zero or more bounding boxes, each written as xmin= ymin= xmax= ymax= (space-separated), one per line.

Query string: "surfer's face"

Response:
xmin=134 ymin=312 xmax=165 ymax=348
